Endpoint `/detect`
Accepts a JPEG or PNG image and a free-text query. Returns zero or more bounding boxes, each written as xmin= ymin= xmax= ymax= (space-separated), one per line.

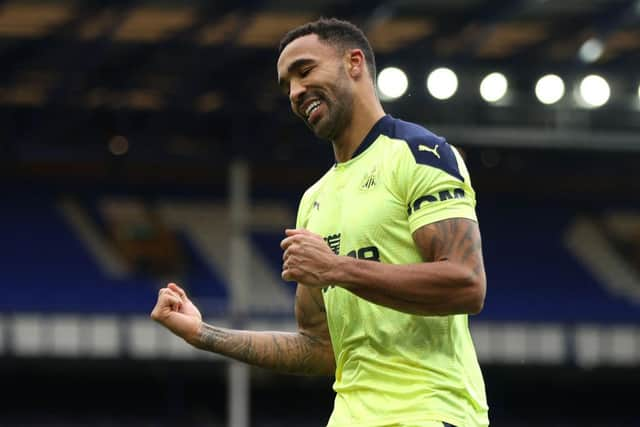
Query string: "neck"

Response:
xmin=332 ymin=94 xmax=385 ymax=163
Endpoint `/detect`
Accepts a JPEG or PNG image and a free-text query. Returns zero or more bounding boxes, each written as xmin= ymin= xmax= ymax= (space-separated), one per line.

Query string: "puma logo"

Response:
xmin=418 ymin=144 xmax=440 ymax=159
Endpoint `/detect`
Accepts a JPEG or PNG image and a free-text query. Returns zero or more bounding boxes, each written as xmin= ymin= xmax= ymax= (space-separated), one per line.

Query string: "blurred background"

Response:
xmin=1 ymin=0 xmax=640 ymax=426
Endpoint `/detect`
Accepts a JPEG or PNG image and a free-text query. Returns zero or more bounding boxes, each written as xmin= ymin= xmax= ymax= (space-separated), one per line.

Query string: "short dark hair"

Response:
xmin=278 ymin=17 xmax=377 ymax=83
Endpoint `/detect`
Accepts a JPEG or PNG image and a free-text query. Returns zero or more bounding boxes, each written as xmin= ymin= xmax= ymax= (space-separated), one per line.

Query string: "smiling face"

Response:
xmin=277 ymin=34 xmax=354 ymax=141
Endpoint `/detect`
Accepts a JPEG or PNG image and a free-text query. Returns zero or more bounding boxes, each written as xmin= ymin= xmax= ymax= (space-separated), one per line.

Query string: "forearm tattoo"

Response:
xmin=196 ymin=323 xmax=333 ymax=376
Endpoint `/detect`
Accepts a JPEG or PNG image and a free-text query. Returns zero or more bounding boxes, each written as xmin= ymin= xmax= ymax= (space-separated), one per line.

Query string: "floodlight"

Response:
xmin=377 ymin=67 xmax=408 ymax=100
xmin=579 ymin=74 xmax=610 ymax=107
xmin=480 ymin=72 xmax=508 ymax=103
xmin=426 ymin=67 xmax=458 ymax=100
xmin=535 ymin=74 xmax=565 ymax=105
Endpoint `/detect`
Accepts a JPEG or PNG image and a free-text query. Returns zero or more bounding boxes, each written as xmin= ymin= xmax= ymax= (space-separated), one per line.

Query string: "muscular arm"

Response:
xmin=282 ymin=218 xmax=486 ymax=317
xmin=333 ymin=218 xmax=486 ymax=316
xmin=191 ymin=285 xmax=335 ymax=376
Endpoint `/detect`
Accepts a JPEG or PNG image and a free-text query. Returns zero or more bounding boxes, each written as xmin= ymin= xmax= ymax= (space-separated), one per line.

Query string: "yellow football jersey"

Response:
xmin=296 ymin=115 xmax=489 ymax=427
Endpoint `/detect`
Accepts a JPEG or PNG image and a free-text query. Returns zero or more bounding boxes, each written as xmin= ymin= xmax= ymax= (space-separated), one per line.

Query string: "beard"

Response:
xmin=306 ymin=71 xmax=354 ymax=142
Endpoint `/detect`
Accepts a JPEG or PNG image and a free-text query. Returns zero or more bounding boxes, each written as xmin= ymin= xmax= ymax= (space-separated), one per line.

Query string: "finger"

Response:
xmin=167 ymin=282 xmax=186 ymax=296
xmin=167 ymin=283 xmax=186 ymax=297
xmin=283 ymin=252 xmax=297 ymax=268
xmin=282 ymin=243 xmax=297 ymax=261
xmin=280 ymin=235 xmax=298 ymax=250
xmin=161 ymin=288 xmax=180 ymax=299
xmin=286 ymin=228 xmax=322 ymax=239
xmin=284 ymin=228 xmax=303 ymax=236
xmin=160 ymin=293 xmax=182 ymax=311
xmin=158 ymin=288 xmax=181 ymax=305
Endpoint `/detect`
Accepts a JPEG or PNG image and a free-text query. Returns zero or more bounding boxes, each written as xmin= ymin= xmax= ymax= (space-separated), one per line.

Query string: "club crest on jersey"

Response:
xmin=360 ymin=167 xmax=377 ymax=191
xmin=323 ymin=233 xmax=341 ymax=255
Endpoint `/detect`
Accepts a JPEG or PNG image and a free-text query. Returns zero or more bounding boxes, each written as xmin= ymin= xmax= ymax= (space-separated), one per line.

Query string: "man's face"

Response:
xmin=277 ymin=34 xmax=353 ymax=141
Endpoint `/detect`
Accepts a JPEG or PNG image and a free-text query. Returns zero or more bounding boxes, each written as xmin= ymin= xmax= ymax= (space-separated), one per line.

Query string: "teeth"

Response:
xmin=304 ymin=100 xmax=321 ymax=118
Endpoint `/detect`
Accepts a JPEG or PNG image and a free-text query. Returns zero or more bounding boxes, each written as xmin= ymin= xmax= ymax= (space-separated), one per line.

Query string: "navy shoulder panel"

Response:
xmin=388 ymin=117 xmax=464 ymax=182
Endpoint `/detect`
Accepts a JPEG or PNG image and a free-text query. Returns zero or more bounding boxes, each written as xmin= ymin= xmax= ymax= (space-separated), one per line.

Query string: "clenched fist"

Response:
xmin=280 ymin=228 xmax=338 ymax=287
xmin=150 ymin=283 xmax=202 ymax=345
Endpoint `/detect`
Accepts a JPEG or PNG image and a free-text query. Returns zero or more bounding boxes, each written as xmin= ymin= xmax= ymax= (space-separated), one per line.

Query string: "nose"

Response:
xmin=289 ymin=79 xmax=306 ymax=105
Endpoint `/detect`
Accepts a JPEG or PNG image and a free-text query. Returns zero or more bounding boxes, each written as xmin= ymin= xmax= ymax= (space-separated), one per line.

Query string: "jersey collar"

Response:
xmin=349 ymin=114 xmax=394 ymax=161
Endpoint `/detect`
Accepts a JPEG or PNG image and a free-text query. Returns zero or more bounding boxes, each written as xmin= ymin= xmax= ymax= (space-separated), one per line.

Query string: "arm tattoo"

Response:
xmin=192 ymin=278 xmax=333 ymax=375
xmin=195 ymin=323 xmax=333 ymax=376
xmin=416 ymin=218 xmax=484 ymax=280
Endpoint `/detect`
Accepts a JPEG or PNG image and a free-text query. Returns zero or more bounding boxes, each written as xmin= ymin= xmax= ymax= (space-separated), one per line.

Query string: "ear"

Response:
xmin=346 ymin=49 xmax=366 ymax=79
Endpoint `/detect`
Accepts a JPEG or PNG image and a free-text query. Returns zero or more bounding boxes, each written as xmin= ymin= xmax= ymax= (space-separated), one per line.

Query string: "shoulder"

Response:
xmin=298 ymin=166 xmax=333 ymax=210
xmin=296 ymin=170 xmax=330 ymax=228
xmin=383 ymin=117 xmax=465 ymax=182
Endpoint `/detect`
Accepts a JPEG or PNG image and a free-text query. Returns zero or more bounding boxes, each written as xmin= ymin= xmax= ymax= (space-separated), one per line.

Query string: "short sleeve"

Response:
xmin=390 ymin=137 xmax=477 ymax=234
xmin=296 ymin=191 xmax=312 ymax=229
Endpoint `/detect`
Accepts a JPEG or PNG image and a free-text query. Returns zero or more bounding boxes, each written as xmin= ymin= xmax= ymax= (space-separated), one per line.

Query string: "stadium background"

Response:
xmin=1 ymin=0 xmax=640 ymax=426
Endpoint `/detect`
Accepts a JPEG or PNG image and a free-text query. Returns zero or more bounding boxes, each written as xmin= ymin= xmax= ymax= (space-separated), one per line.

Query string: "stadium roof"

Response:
xmin=1 ymin=0 xmax=639 ymax=163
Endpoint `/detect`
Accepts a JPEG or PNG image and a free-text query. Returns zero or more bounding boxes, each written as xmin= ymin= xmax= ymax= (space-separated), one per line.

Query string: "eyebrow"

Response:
xmin=278 ymin=58 xmax=315 ymax=91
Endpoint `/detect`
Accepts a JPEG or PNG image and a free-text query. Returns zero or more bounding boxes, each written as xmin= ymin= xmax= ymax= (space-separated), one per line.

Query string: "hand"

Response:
xmin=150 ymin=283 xmax=202 ymax=345
xmin=280 ymin=228 xmax=337 ymax=287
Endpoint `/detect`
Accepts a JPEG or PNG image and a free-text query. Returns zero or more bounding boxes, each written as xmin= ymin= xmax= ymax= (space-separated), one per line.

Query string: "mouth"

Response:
xmin=304 ymin=100 xmax=321 ymax=118
xmin=299 ymin=98 xmax=324 ymax=125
